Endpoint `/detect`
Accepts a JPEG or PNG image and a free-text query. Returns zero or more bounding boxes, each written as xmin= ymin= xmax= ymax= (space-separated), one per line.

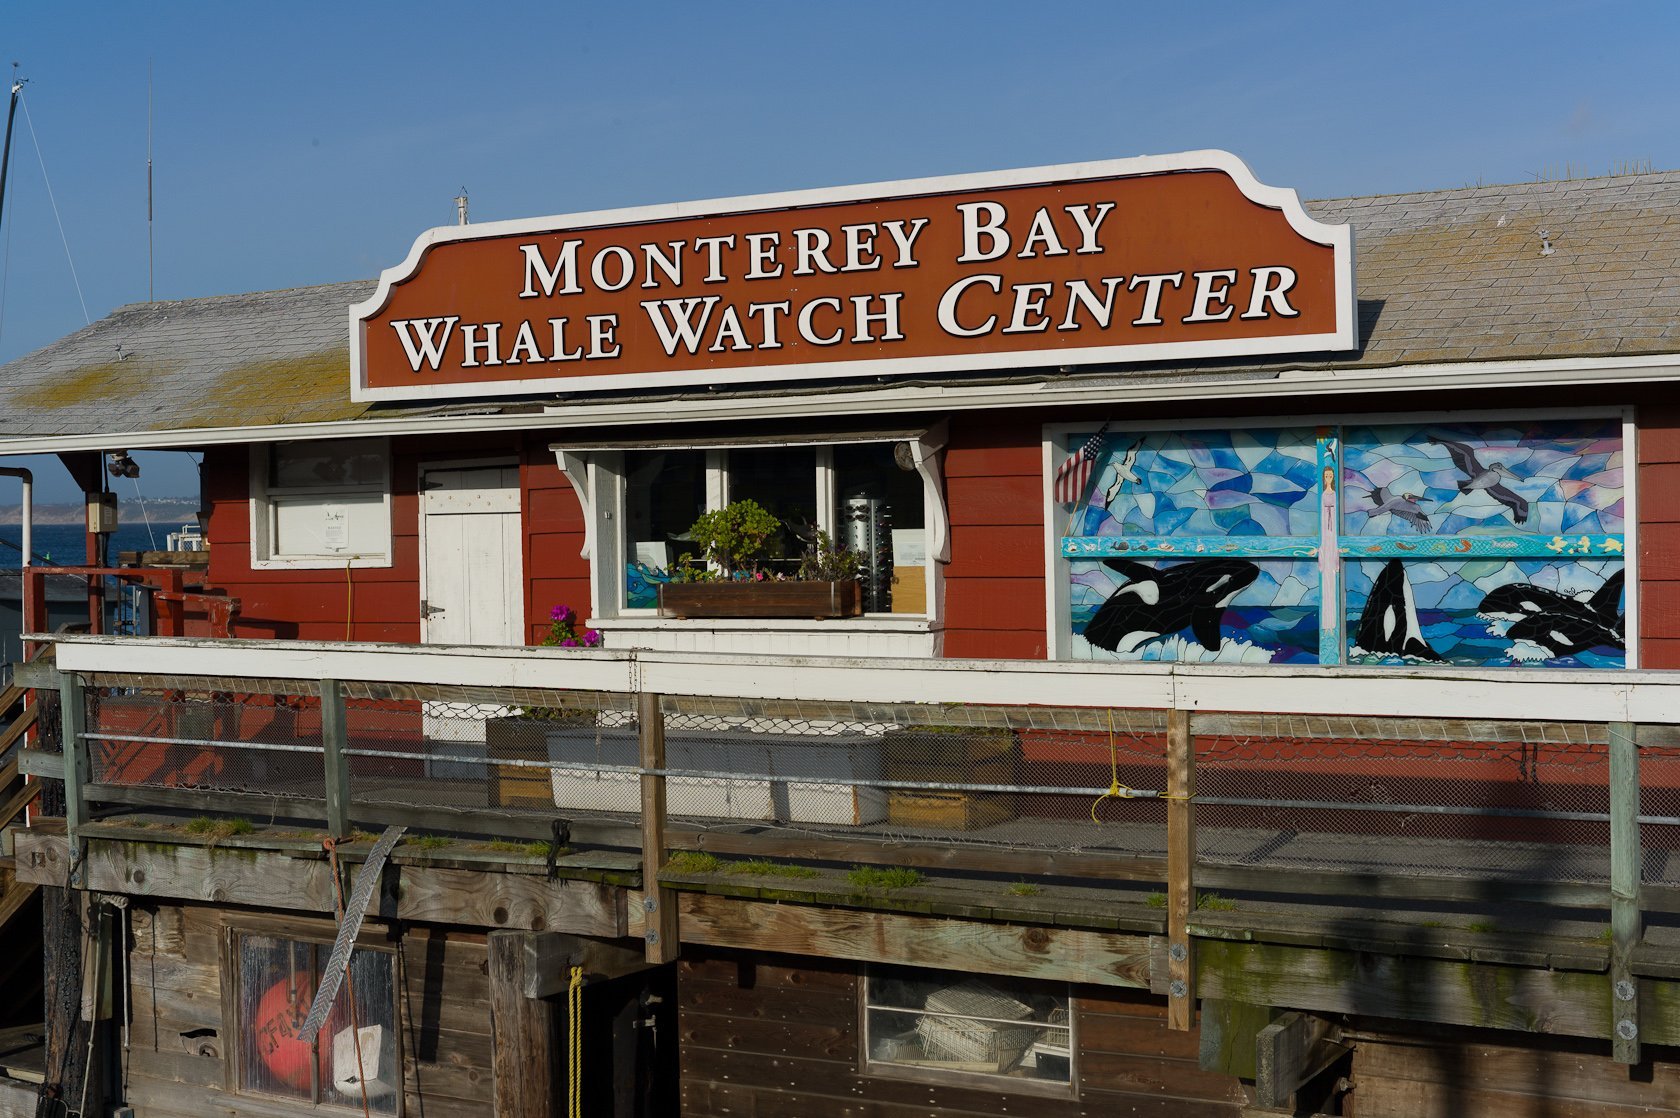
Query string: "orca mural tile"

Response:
xmin=1070 ymin=558 xmax=1319 ymax=664
xmin=1345 ymin=558 xmax=1625 ymax=668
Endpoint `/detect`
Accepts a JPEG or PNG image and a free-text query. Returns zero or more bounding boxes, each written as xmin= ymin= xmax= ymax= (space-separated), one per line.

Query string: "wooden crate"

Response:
xmin=887 ymin=790 xmax=1013 ymax=830
xmin=485 ymin=718 xmax=554 ymax=809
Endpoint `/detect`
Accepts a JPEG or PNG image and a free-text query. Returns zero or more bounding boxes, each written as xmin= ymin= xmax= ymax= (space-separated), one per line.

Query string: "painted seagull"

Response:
xmin=1082 ymin=558 xmax=1260 ymax=655
xmin=1362 ymin=485 xmax=1433 ymax=532
xmin=1353 ymin=559 xmax=1445 ymax=662
xmin=1479 ymin=570 xmax=1624 ymax=659
xmin=1428 ymin=436 xmax=1531 ymax=523
xmin=1103 ymin=441 xmax=1142 ymax=507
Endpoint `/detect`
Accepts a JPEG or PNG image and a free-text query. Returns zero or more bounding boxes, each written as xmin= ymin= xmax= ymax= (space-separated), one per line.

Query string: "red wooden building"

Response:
xmin=1 ymin=152 xmax=1679 ymax=1117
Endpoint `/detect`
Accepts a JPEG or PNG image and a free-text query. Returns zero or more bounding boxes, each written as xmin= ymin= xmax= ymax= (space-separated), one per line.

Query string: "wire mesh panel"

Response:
xmin=651 ymin=697 xmax=1171 ymax=857
xmin=1639 ymin=734 xmax=1680 ymax=887
xmin=82 ymin=678 xmax=327 ymax=800
xmin=341 ymin=683 xmax=638 ymax=820
xmin=1192 ymin=713 xmax=1614 ymax=884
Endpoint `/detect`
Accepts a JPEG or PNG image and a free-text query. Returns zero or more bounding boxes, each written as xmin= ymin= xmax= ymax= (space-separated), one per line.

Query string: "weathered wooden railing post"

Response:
xmin=1166 ymin=706 xmax=1196 ymax=1031
xmin=57 ymin=670 xmax=90 ymax=884
xmin=1609 ymin=720 xmax=1642 ymax=1064
xmin=320 ymin=678 xmax=352 ymax=841
xmin=639 ymin=691 xmax=679 ymax=964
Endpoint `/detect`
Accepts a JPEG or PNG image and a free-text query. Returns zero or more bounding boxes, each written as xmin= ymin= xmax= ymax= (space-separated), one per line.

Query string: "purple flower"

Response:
xmin=560 ymin=637 xmax=579 ymax=647
xmin=551 ymin=604 xmax=573 ymax=623
xmin=583 ymin=629 xmax=602 ymax=647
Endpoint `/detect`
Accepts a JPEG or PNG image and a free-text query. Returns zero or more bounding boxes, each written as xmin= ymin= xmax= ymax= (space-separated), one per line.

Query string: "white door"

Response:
xmin=420 ymin=465 xmax=523 ymax=769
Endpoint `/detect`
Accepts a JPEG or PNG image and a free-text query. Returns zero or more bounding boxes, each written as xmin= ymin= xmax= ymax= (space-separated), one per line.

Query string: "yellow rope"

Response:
xmin=1091 ymin=708 xmax=1144 ymax=822
xmin=568 ymin=964 xmax=584 ymax=1118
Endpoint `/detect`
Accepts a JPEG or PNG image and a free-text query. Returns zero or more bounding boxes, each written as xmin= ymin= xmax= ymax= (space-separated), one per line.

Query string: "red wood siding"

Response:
xmin=944 ymin=415 xmax=1048 ymax=659
xmin=1642 ymin=403 xmax=1680 ymax=668
xmin=520 ymin=435 xmax=591 ymax=644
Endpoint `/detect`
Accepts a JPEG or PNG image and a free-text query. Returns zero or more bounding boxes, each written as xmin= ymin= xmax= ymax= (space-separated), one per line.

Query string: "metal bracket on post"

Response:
xmin=58 ymin=671 xmax=89 ymax=886
xmin=1166 ymin=706 xmax=1196 ymax=1032
xmin=1609 ymin=720 xmax=1642 ymax=1064
xmin=319 ymin=679 xmax=351 ymax=841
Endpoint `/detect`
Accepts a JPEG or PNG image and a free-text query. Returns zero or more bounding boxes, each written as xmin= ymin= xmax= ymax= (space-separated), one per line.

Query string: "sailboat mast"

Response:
xmin=0 ymin=71 xmax=22 ymax=239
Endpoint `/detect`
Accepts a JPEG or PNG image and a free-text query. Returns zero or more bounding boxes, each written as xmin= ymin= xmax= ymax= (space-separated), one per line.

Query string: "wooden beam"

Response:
xmin=1166 ymin=706 xmax=1195 ymax=1031
xmin=1609 ymin=720 xmax=1642 ymax=1063
xmin=676 ymin=892 xmax=1152 ymax=988
xmin=1192 ymin=937 xmax=1680 ymax=1045
xmin=12 ymin=834 xmax=625 ymax=936
xmin=1198 ymin=998 xmax=1278 ymax=1079
xmin=520 ymin=933 xmax=657 ymax=998
xmin=57 ymin=672 xmax=88 ymax=883
xmin=488 ymin=930 xmax=556 ymax=1118
xmin=638 ymin=691 xmax=678 ymax=964
xmin=319 ymin=678 xmax=351 ymax=840
xmin=1254 ymin=1010 xmax=1343 ymax=1108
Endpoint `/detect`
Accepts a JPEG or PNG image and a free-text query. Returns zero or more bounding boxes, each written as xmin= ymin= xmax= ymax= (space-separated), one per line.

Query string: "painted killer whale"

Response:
xmin=1083 ymin=558 xmax=1260 ymax=655
xmin=1480 ymin=570 xmax=1624 ymax=658
xmin=1353 ymin=558 xmax=1445 ymax=662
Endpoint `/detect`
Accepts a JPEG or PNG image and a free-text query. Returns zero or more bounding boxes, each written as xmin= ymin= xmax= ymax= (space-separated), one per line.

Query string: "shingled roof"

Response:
xmin=0 ymin=170 xmax=1676 ymax=443
xmin=0 ymin=279 xmax=377 ymax=439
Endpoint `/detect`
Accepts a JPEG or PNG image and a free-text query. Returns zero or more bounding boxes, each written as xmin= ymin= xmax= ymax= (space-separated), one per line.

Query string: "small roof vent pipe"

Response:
xmin=454 ymin=189 xmax=469 ymax=226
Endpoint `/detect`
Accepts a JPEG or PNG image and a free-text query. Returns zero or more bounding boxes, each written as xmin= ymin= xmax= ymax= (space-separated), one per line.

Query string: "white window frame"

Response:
xmin=1043 ymin=404 xmax=1638 ymax=665
xmin=860 ymin=966 xmax=1077 ymax=1098
xmin=555 ymin=424 xmax=949 ymax=624
xmin=249 ymin=438 xmax=394 ymax=570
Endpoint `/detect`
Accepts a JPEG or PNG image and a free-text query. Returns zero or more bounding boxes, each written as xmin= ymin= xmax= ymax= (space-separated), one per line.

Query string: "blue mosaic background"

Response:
xmin=1074 ymin=428 xmax=1321 ymax=539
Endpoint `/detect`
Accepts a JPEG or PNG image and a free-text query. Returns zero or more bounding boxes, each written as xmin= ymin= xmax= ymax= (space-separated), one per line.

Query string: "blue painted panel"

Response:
xmin=1062 ymin=536 xmax=1319 ymax=558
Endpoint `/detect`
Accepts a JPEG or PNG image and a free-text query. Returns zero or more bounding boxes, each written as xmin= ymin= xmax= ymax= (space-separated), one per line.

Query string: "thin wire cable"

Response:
xmin=18 ymin=92 xmax=88 ymax=325
xmin=128 ymin=476 xmax=157 ymax=549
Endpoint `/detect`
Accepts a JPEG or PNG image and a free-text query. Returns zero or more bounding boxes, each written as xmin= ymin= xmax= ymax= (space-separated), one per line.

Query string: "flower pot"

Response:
xmin=658 ymin=579 xmax=864 ymax=619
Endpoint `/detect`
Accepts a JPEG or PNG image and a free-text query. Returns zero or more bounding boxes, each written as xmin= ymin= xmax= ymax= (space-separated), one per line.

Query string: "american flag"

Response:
xmin=1055 ymin=425 xmax=1108 ymax=505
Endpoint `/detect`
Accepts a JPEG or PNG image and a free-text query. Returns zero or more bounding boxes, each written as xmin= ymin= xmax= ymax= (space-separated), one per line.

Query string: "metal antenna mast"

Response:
xmin=0 ymin=65 xmax=26 ymax=241
xmin=147 ymin=59 xmax=153 ymax=302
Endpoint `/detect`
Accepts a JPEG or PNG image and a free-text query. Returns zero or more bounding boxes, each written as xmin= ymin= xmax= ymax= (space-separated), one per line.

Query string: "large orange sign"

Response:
xmin=351 ymin=151 xmax=1355 ymax=402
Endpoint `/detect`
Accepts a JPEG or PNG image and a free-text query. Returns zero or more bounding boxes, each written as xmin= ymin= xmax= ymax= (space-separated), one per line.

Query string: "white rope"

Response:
xmin=19 ymin=92 xmax=89 ymax=325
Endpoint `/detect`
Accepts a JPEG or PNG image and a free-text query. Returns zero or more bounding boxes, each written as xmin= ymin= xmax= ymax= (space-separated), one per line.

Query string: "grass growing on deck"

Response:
xmin=1007 ymin=881 xmax=1042 ymax=897
xmin=667 ymin=851 xmax=723 ymax=874
xmin=846 ymin=865 xmax=924 ymax=891
xmin=184 ymin=817 xmax=255 ymax=844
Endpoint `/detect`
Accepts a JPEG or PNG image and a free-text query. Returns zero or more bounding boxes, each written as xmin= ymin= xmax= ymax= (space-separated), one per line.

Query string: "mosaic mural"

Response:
xmin=1061 ymin=416 xmax=1626 ymax=668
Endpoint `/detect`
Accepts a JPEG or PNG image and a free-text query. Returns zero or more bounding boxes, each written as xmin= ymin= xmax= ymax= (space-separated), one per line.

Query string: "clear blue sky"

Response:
xmin=0 ymin=0 xmax=1675 ymax=500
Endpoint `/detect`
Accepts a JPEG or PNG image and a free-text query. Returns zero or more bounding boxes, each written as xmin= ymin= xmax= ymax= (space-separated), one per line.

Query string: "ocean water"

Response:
xmin=0 ymin=522 xmax=185 ymax=566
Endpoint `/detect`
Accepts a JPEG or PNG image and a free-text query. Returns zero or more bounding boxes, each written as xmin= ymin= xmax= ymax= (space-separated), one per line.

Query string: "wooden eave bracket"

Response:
xmin=555 ymin=450 xmax=595 ymax=559
xmin=911 ymin=420 xmax=951 ymax=564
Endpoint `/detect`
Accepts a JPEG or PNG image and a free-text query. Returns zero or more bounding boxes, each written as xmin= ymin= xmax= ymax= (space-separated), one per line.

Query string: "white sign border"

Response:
xmin=349 ymin=149 xmax=1357 ymax=404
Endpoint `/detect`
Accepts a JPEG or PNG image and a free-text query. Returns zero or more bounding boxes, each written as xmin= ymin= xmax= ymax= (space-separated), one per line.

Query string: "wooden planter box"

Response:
xmin=659 ymin=579 xmax=863 ymax=619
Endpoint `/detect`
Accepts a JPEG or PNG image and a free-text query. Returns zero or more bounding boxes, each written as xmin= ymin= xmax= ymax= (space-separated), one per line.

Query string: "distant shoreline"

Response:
xmin=0 ymin=499 xmax=200 ymax=526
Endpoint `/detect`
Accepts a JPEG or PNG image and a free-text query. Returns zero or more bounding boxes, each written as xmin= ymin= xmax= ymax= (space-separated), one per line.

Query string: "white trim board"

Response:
xmin=41 ymin=634 xmax=1680 ymax=724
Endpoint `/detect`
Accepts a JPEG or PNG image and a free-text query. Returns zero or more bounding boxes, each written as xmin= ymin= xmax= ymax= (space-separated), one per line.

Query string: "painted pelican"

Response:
xmin=1427 ymin=436 xmax=1530 ymax=524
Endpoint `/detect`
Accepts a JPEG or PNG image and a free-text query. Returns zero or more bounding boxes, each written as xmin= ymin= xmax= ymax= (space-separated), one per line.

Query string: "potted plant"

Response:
xmin=658 ymin=503 xmax=865 ymax=619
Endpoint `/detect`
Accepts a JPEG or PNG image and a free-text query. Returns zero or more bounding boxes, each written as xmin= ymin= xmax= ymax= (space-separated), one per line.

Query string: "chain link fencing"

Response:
xmin=61 ymin=673 xmax=1680 ymax=888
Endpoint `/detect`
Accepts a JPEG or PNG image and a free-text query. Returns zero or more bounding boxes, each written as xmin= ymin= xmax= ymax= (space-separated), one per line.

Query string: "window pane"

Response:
xmin=319 ymin=949 xmax=400 ymax=1114
xmin=866 ymin=969 xmax=1070 ymax=1084
xmin=1348 ymin=558 xmax=1625 ymax=668
xmin=1071 ymin=558 xmax=1319 ymax=664
xmin=273 ymin=493 xmax=388 ymax=558
xmin=834 ymin=443 xmax=925 ymax=613
xmin=624 ymin=450 xmax=707 ymax=608
xmin=238 ymin=935 xmax=316 ymax=1101
xmin=272 ymin=439 xmax=386 ymax=489
xmin=1342 ymin=417 xmax=1624 ymax=537
xmin=727 ymin=447 xmax=817 ymax=578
